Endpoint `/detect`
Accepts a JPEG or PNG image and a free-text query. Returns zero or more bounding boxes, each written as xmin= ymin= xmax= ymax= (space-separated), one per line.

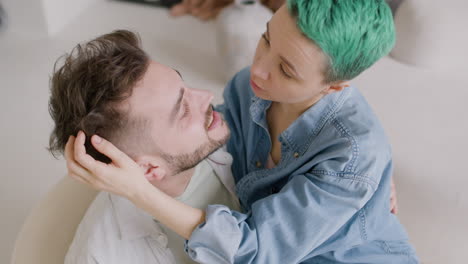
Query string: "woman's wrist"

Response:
xmin=127 ymin=180 xmax=160 ymax=208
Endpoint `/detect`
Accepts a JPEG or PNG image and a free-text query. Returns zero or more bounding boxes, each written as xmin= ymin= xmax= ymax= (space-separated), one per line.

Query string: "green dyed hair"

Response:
xmin=287 ymin=0 xmax=395 ymax=82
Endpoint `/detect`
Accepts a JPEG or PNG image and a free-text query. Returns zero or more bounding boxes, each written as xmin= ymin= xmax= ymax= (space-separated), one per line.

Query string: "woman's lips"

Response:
xmin=250 ymin=79 xmax=264 ymax=92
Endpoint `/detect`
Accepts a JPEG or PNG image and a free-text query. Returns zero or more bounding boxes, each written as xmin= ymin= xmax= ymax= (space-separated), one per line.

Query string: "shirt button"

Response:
xmin=256 ymin=161 xmax=262 ymax=168
xmin=293 ymin=152 xmax=300 ymax=158
xmin=188 ymin=248 xmax=197 ymax=258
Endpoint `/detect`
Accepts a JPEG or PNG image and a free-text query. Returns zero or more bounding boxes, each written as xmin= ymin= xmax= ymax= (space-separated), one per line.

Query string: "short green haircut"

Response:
xmin=287 ymin=0 xmax=395 ymax=82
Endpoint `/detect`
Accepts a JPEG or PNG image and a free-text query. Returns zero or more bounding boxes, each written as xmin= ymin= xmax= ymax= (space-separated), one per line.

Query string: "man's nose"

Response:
xmin=190 ymin=88 xmax=214 ymax=111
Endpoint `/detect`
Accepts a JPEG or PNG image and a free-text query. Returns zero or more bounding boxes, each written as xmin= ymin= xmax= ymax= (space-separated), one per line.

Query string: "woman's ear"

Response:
xmin=324 ymin=81 xmax=350 ymax=95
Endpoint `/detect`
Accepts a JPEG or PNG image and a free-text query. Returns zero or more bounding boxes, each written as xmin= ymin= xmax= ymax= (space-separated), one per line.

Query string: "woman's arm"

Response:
xmin=65 ymin=132 xmax=377 ymax=264
xmin=65 ymin=132 xmax=204 ymax=239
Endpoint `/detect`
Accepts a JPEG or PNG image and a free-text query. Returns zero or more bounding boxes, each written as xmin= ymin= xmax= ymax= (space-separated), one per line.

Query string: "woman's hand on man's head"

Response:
xmin=65 ymin=131 xmax=151 ymax=201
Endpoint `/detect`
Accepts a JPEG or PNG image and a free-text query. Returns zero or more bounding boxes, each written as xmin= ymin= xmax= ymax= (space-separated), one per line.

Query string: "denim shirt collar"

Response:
xmin=249 ymin=88 xmax=351 ymax=156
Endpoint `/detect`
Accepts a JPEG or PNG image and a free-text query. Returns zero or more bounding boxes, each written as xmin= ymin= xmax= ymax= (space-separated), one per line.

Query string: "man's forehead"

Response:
xmin=128 ymin=61 xmax=180 ymax=116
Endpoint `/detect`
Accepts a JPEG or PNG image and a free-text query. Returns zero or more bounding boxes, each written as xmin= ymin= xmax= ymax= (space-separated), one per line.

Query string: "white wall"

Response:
xmin=42 ymin=0 xmax=99 ymax=36
xmin=2 ymin=0 xmax=48 ymax=36
xmin=2 ymin=0 xmax=100 ymax=37
xmin=0 ymin=1 xmax=102 ymax=262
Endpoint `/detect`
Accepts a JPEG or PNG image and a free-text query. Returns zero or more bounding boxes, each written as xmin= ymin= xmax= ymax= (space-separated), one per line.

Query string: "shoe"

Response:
xmin=216 ymin=0 xmax=273 ymax=81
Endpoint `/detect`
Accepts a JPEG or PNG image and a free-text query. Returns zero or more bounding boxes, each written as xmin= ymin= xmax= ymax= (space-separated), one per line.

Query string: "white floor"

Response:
xmin=1 ymin=1 xmax=467 ymax=264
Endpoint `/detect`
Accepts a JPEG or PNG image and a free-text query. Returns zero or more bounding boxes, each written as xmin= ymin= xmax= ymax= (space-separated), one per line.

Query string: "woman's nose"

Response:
xmin=251 ymin=56 xmax=271 ymax=81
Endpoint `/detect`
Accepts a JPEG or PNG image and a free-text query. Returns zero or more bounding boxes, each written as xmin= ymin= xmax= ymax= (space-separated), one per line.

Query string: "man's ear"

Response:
xmin=135 ymin=156 xmax=167 ymax=182
xmin=323 ymin=81 xmax=350 ymax=95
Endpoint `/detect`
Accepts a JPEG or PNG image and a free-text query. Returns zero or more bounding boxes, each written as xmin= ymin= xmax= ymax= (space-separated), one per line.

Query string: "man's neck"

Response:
xmin=150 ymin=167 xmax=196 ymax=198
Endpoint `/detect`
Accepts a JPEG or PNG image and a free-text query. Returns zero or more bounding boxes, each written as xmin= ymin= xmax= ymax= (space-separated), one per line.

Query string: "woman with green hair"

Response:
xmin=66 ymin=0 xmax=419 ymax=263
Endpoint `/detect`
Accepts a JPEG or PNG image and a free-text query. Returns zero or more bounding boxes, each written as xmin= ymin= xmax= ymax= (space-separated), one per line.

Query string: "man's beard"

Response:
xmin=161 ymin=133 xmax=229 ymax=175
xmin=160 ymin=105 xmax=230 ymax=175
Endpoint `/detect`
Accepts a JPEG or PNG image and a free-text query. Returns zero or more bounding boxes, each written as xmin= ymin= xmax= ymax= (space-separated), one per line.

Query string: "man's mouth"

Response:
xmin=207 ymin=110 xmax=214 ymax=128
xmin=205 ymin=105 xmax=221 ymax=131
xmin=206 ymin=105 xmax=214 ymax=130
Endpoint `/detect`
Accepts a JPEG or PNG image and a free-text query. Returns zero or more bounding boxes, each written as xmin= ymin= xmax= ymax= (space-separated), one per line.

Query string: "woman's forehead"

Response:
xmin=270 ymin=6 xmax=327 ymax=76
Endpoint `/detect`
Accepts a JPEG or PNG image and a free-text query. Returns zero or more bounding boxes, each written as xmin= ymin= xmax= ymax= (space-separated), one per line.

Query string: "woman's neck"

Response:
xmin=271 ymin=94 xmax=323 ymax=121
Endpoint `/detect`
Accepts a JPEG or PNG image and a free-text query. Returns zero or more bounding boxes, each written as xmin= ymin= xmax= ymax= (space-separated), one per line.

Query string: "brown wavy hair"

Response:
xmin=48 ymin=30 xmax=150 ymax=163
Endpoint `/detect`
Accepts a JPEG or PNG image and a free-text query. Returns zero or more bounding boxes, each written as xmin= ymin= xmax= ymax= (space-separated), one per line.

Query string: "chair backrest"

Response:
xmin=11 ymin=177 xmax=98 ymax=264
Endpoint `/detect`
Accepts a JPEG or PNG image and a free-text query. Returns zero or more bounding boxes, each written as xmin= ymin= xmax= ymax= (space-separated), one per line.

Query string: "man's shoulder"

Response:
xmin=65 ymin=192 xmax=175 ymax=264
xmin=64 ymin=192 xmax=119 ymax=263
xmin=72 ymin=192 xmax=119 ymax=240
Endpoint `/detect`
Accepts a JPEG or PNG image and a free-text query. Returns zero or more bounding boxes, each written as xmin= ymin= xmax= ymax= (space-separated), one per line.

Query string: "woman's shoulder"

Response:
xmin=223 ymin=67 xmax=254 ymax=103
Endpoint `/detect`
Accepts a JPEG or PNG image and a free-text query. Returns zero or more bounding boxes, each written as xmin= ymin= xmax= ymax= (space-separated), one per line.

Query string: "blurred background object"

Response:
xmin=387 ymin=0 xmax=404 ymax=14
xmin=115 ymin=0 xmax=183 ymax=8
xmin=390 ymin=0 xmax=468 ymax=69
xmin=216 ymin=0 xmax=272 ymax=81
xmin=0 ymin=3 xmax=6 ymax=30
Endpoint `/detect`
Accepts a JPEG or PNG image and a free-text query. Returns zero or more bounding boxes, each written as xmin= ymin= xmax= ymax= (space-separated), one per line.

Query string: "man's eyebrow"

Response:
xmin=267 ymin=22 xmax=302 ymax=80
xmin=170 ymin=87 xmax=184 ymax=123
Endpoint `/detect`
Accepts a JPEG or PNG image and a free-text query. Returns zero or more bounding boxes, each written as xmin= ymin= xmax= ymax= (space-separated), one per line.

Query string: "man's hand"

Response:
xmin=65 ymin=131 xmax=149 ymax=200
xmin=170 ymin=0 xmax=234 ymax=21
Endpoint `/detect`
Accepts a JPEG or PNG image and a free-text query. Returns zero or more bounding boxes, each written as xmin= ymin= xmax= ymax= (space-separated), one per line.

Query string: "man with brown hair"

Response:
xmin=49 ymin=30 xmax=239 ymax=264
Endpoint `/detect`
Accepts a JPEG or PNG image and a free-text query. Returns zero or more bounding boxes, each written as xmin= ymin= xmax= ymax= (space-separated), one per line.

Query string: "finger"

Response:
xmin=393 ymin=198 xmax=399 ymax=214
xmin=187 ymin=0 xmax=204 ymax=10
xmin=194 ymin=0 xmax=215 ymax=13
xmin=67 ymin=156 xmax=93 ymax=182
xmin=64 ymin=135 xmax=75 ymax=161
xmin=196 ymin=6 xmax=224 ymax=20
xmin=65 ymin=136 xmax=91 ymax=175
xmin=90 ymin=134 xmax=133 ymax=168
xmin=170 ymin=2 xmax=189 ymax=17
xmin=73 ymin=131 xmax=107 ymax=174
xmin=390 ymin=195 xmax=398 ymax=214
xmin=65 ymin=135 xmax=98 ymax=182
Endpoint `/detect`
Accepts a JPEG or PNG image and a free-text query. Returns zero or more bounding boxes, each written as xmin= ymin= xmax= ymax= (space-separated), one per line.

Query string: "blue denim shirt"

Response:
xmin=185 ymin=68 xmax=419 ymax=263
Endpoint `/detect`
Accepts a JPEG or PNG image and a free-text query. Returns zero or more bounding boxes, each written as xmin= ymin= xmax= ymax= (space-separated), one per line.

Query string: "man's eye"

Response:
xmin=182 ymin=101 xmax=190 ymax=118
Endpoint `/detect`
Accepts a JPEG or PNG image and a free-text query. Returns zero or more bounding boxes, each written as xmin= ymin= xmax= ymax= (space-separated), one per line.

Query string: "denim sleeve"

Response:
xmin=215 ymin=69 xmax=250 ymax=181
xmin=185 ymin=173 xmax=375 ymax=263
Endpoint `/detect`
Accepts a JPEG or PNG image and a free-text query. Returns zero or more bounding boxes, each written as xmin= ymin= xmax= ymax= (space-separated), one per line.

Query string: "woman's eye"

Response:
xmin=280 ymin=64 xmax=292 ymax=79
xmin=182 ymin=101 xmax=190 ymax=118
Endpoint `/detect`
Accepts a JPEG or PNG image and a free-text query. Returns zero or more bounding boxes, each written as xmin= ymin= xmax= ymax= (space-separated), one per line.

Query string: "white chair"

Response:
xmin=11 ymin=177 xmax=98 ymax=264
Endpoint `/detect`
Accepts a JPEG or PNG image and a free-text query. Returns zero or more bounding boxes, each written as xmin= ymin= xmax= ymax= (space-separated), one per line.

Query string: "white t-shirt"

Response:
xmin=65 ymin=148 xmax=239 ymax=264
xmin=64 ymin=192 xmax=176 ymax=264
xmin=160 ymin=159 xmax=241 ymax=264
